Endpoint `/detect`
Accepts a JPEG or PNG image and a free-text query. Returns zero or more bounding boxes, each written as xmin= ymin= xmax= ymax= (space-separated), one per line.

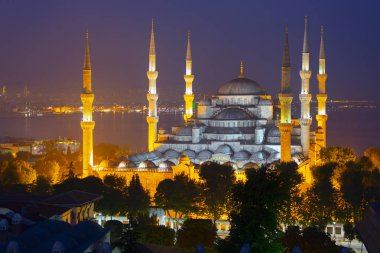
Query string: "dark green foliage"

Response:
xmin=282 ymin=226 xmax=347 ymax=253
xmin=226 ymin=162 xmax=301 ymax=253
xmin=54 ymin=176 xmax=127 ymax=215
xmin=199 ymin=162 xmax=235 ymax=222
xmin=176 ymin=219 xmax=216 ymax=250
xmin=32 ymin=176 xmax=53 ymax=195
xmin=104 ymin=220 xmax=124 ymax=244
xmin=113 ymin=224 xmax=142 ymax=253
xmin=125 ymin=174 xmax=150 ymax=220
xmin=155 ymin=173 xmax=200 ymax=219
xmin=136 ymin=225 xmax=175 ymax=246
xmin=320 ymin=147 xmax=356 ymax=165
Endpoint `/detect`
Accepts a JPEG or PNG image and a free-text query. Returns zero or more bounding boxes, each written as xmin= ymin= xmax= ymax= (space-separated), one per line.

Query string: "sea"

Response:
xmin=0 ymin=107 xmax=379 ymax=155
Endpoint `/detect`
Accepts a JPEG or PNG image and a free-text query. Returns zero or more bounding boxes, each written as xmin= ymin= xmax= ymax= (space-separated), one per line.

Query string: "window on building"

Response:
xmin=326 ymin=226 xmax=333 ymax=234
xmin=221 ymin=223 xmax=226 ymax=231
xmin=335 ymin=227 xmax=342 ymax=235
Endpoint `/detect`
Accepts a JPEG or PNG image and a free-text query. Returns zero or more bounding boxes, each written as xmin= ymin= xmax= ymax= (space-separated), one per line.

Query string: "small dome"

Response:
xmin=232 ymin=150 xmax=251 ymax=161
xmin=99 ymin=160 xmax=114 ymax=168
xmin=215 ymin=144 xmax=234 ymax=155
xmin=251 ymin=150 xmax=270 ymax=162
xmin=118 ymin=160 xmax=135 ymax=169
xmin=164 ymin=149 xmax=180 ymax=159
xmin=159 ymin=160 xmax=175 ymax=170
xmin=52 ymin=241 xmax=65 ymax=253
xmin=267 ymin=125 xmax=280 ymax=137
xmin=12 ymin=213 xmax=21 ymax=225
xmin=178 ymin=155 xmax=191 ymax=164
xmin=138 ymin=160 xmax=156 ymax=169
xmin=182 ymin=149 xmax=196 ymax=159
xmin=218 ymin=77 xmax=266 ymax=95
xmin=197 ymin=150 xmax=213 ymax=161
xmin=214 ymin=108 xmax=254 ymax=120
xmin=0 ymin=219 xmax=9 ymax=230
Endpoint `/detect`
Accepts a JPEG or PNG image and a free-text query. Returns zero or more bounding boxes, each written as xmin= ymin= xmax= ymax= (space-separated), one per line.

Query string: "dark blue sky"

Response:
xmin=0 ymin=0 xmax=379 ymax=104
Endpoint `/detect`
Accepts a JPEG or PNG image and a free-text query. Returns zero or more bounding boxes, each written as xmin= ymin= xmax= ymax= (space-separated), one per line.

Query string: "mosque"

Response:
xmin=81 ymin=17 xmax=328 ymax=194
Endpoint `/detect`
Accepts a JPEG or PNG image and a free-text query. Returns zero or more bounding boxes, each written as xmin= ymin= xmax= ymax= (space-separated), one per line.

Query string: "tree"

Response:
xmin=364 ymin=147 xmax=380 ymax=169
xmin=176 ymin=219 xmax=216 ymax=250
xmin=282 ymin=226 xmax=347 ymax=253
xmin=199 ymin=162 xmax=235 ymax=222
xmin=226 ymin=163 xmax=301 ymax=253
xmin=32 ymin=176 xmax=53 ymax=195
xmin=320 ymin=147 xmax=356 ymax=166
xmin=104 ymin=220 xmax=124 ymax=244
xmin=136 ymin=225 xmax=175 ymax=247
xmin=125 ymin=174 xmax=150 ymax=220
xmin=155 ymin=173 xmax=200 ymax=219
xmin=339 ymin=161 xmax=367 ymax=223
xmin=104 ymin=174 xmax=127 ymax=192
xmin=308 ymin=163 xmax=337 ymax=228
xmin=33 ymin=159 xmax=60 ymax=184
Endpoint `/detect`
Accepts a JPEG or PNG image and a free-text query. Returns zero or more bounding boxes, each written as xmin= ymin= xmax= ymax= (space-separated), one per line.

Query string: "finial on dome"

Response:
xmin=239 ymin=60 xmax=244 ymax=78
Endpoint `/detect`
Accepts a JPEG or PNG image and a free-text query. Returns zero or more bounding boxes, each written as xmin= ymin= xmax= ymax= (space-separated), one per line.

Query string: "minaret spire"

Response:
xmin=186 ymin=31 xmax=191 ymax=62
xmin=303 ymin=16 xmax=309 ymax=53
xmin=239 ymin=61 xmax=244 ymax=78
xmin=146 ymin=19 xmax=159 ymax=151
xmin=149 ymin=19 xmax=156 ymax=72
xmin=80 ymin=30 xmax=95 ymax=177
xmin=278 ymin=25 xmax=293 ymax=162
xmin=183 ymin=31 xmax=195 ymax=125
xmin=316 ymin=25 xmax=328 ymax=149
xmin=84 ymin=30 xmax=91 ymax=71
xmin=299 ymin=16 xmax=312 ymax=158
xmin=282 ymin=26 xmax=290 ymax=68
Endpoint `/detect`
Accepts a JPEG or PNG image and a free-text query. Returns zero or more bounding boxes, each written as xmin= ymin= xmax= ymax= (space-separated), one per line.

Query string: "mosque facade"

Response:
xmin=87 ymin=17 xmax=328 ymax=193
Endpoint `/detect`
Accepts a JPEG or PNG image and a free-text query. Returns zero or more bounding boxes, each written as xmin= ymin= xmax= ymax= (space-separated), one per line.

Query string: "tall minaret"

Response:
xmin=80 ymin=31 xmax=95 ymax=177
xmin=278 ymin=26 xmax=293 ymax=162
xmin=146 ymin=20 xmax=159 ymax=152
xmin=299 ymin=16 xmax=312 ymax=157
xmin=183 ymin=32 xmax=194 ymax=125
xmin=316 ymin=26 xmax=328 ymax=148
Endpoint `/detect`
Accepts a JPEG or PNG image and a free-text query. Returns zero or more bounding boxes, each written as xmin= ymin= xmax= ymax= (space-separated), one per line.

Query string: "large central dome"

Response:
xmin=218 ymin=77 xmax=266 ymax=95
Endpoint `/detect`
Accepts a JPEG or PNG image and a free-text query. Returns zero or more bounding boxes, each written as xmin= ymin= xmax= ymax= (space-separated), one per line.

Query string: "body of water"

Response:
xmin=0 ymin=108 xmax=378 ymax=155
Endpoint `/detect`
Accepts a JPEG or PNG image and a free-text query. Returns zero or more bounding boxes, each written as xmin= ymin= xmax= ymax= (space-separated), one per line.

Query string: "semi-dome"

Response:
xmin=197 ymin=150 xmax=213 ymax=161
xmin=251 ymin=150 xmax=270 ymax=162
xmin=182 ymin=149 xmax=196 ymax=159
xmin=218 ymin=77 xmax=265 ymax=95
xmin=215 ymin=144 xmax=234 ymax=155
xmin=232 ymin=150 xmax=251 ymax=161
xmin=214 ymin=108 xmax=254 ymax=120
xmin=164 ymin=149 xmax=180 ymax=159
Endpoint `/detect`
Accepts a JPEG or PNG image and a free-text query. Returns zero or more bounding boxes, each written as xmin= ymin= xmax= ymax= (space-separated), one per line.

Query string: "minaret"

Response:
xmin=80 ymin=30 xmax=95 ymax=177
xmin=146 ymin=20 xmax=159 ymax=152
xmin=278 ymin=26 xmax=293 ymax=162
xmin=299 ymin=16 xmax=312 ymax=157
xmin=316 ymin=26 xmax=328 ymax=148
xmin=183 ymin=31 xmax=194 ymax=125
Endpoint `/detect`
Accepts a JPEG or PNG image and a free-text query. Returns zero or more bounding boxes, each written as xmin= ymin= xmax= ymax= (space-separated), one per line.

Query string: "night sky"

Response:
xmin=0 ymin=0 xmax=379 ymax=104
